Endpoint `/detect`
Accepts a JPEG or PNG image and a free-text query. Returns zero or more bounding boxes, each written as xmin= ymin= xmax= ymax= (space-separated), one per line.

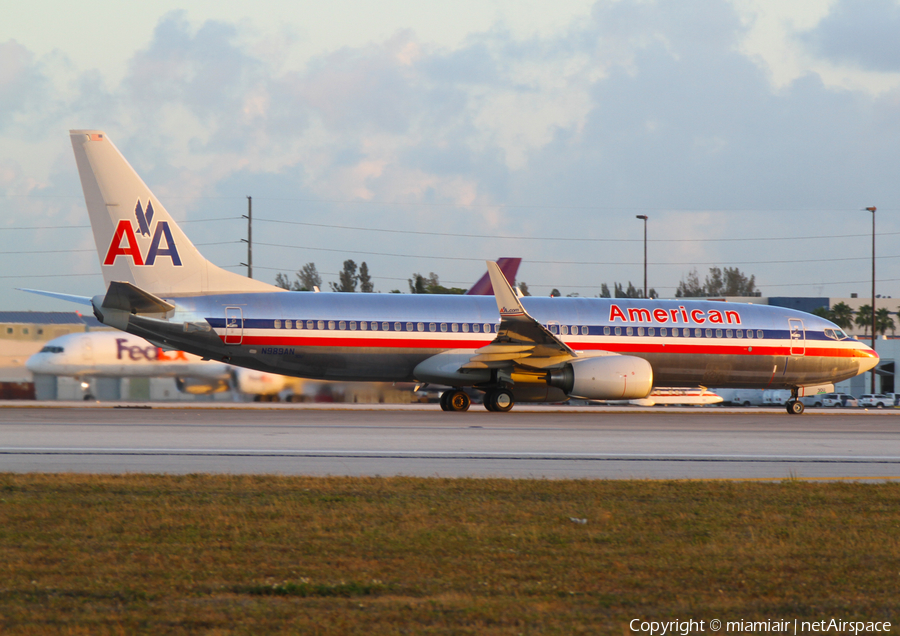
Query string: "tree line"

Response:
xmin=276 ymin=262 xmax=761 ymax=300
xmin=276 ymin=260 xmax=533 ymax=295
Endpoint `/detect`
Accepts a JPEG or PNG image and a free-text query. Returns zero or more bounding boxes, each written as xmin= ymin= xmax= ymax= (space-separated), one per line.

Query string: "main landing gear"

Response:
xmin=482 ymin=388 xmax=514 ymax=412
xmin=440 ymin=390 xmax=471 ymax=412
xmin=785 ymin=388 xmax=804 ymax=415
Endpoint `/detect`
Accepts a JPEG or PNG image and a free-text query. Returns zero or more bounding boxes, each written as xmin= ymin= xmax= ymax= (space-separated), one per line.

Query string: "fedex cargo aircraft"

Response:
xmin=26 ymin=331 xmax=290 ymax=398
xmin=27 ymin=130 xmax=877 ymax=414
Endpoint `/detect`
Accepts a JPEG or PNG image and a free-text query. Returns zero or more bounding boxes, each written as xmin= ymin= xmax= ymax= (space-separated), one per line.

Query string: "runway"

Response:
xmin=1 ymin=403 xmax=899 ymax=479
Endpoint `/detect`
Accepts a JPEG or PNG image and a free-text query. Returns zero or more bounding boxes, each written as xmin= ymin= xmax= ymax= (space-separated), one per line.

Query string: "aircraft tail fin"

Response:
xmin=69 ymin=130 xmax=281 ymax=296
xmin=466 ymin=257 xmax=521 ymax=295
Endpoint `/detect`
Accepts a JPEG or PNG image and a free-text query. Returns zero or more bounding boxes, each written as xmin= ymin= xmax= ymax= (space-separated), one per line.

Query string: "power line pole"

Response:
xmin=636 ymin=215 xmax=648 ymax=298
xmin=867 ymin=206 xmax=876 ymax=392
xmin=241 ymin=196 xmax=253 ymax=279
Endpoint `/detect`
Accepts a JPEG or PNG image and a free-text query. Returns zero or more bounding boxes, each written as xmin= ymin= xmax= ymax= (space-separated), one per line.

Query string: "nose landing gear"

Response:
xmin=786 ymin=388 xmax=804 ymax=415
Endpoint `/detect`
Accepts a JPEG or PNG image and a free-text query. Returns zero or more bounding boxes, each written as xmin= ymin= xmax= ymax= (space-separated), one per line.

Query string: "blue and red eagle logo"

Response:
xmin=103 ymin=200 xmax=182 ymax=266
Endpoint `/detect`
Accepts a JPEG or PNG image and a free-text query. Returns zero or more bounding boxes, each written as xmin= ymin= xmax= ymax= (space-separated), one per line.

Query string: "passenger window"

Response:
xmin=285 ymin=320 xmax=293 ymax=329
xmin=649 ymin=327 xmax=656 ymax=336
xmin=473 ymin=324 xmax=480 ymax=333
xmin=695 ymin=329 xmax=702 ymax=337
xmin=757 ymin=330 xmax=764 ymax=338
xmin=369 ymin=322 xmax=376 ymax=331
xmin=484 ymin=324 xmax=492 ymax=333
xmin=706 ymin=329 xmax=712 ymax=338
xmin=561 ymin=325 xmax=568 ymax=335
xmin=429 ymin=323 xmax=436 ymax=332
xmin=604 ymin=326 xmax=611 ymax=335
xmin=451 ymin=323 xmax=458 ymax=332
xmin=736 ymin=329 xmax=743 ymax=338
xmin=339 ymin=321 xmax=346 ymax=330
xmin=318 ymin=320 xmax=325 ymax=330
xmin=716 ymin=329 xmax=722 ymax=338
xmin=746 ymin=330 xmax=753 ymax=339
xmin=637 ymin=327 xmax=644 ymax=336
xmin=360 ymin=321 xmax=367 ymax=331
xmin=726 ymin=329 xmax=733 ymax=338
xmin=615 ymin=327 xmax=621 ymax=336
xmin=661 ymin=328 xmax=667 ymax=336
xmin=626 ymin=327 xmax=633 ymax=336
xmin=349 ymin=321 xmax=356 ymax=331
xmin=582 ymin=326 xmax=588 ymax=335
xmin=406 ymin=322 xmax=413 ymax=331
xmin=671 ymin=328 xmax=678 ymax=337
xmin=440 ymin=323 xmax=447 ymax=332
xmin=274 ymin=320 xmax=281 ymax=329
xmin=463 ymin=323 xmax=469 ymax=333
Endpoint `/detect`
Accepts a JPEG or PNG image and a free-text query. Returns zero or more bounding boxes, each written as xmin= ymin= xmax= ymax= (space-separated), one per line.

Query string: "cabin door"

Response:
xmin=225 ymin=307 xmax=243 ymax=345
xmin=788 ymin=318 xmax=805 ymax=356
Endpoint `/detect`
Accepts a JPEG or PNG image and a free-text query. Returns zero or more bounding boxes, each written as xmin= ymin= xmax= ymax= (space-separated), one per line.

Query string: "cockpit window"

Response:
xmin=40 ymin=346 xmax=64 ymax=353
xmin=824 ymin=328 xmax=849 ymax=341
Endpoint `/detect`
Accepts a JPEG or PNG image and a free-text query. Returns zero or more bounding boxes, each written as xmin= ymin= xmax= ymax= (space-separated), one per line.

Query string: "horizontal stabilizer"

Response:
xmin=101 ymin=281 xmax=175 ymax=314
xmin=16 ymin=288 xmax=93 ymax=307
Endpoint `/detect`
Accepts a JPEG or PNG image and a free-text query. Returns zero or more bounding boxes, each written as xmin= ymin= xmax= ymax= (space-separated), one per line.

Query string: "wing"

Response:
xmin=460 ymin=261 xmax=578 ymax=372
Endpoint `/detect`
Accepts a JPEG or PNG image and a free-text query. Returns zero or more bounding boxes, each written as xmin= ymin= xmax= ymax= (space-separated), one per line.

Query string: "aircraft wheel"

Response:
xmin=786 ymin=400 xmax=804 ymax=415
xmin=490 ymin=389 xmax=514 ymax=413
xmin=482 ymin=390 xmax=495 ymax=411
xmin=439 ymin=391 xmax=452 ymax=411
xmin=446 ymin=390 xmax=471 ymax=412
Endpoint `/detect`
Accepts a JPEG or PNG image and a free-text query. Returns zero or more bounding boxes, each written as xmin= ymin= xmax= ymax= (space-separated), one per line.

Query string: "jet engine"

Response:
xmin=231 ymin=368 xmax=287 ymax=397
xmin=547 ymin=355 xmax=653 ymax=400
xmin=175 ymin=377 xmax=230 ymax=395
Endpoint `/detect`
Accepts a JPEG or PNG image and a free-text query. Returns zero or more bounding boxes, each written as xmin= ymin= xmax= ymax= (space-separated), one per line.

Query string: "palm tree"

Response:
xmin=830 ymin=302 xmax=855 ymax=331
xmin=876 ymin=307 xmax=896 ymax=336
xmin=855 ymin=305 xmax=873 ymax=336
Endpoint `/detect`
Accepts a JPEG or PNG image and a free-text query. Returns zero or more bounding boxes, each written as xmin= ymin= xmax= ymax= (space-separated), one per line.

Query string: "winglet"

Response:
xmin=486 ymin=261 xmax=528 ymax=320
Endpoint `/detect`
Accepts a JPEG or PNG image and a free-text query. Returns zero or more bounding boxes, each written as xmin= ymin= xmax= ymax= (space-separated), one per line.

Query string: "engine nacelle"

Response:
xmin=232 ymin=368 xmax=287 ymax=396
xmin=548 ymin=355 xmax=653 ymax=400
xmin=175 ymin=377 xmax=230 ymax=395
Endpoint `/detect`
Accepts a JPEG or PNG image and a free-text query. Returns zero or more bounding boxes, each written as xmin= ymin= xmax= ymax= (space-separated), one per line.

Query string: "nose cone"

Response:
xmin=25 ymin=354 xmax=45 ymax=374
xmin=858 ymin=348 xmax=880 ymax=375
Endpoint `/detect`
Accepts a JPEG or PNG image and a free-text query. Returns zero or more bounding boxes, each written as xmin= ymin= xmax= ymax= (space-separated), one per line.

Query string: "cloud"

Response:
xmin=0 ymin=40 xmax=48 ymax=130
xmin=5 ymin=0 xmax=900 ymax=303
xmin=800 ymin=0 xmax=900 ymax=72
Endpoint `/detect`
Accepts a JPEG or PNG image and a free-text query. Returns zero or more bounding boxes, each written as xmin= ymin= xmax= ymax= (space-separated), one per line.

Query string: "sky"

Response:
xmin=3 ymin=0 xmax=900 ymax=310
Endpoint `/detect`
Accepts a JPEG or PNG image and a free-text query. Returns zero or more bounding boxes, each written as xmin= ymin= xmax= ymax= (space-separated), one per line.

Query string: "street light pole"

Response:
xmin=866 ymin=206 xmax=877 ymax=392
xmin=636 ymin=215 xmax=648 ymax=298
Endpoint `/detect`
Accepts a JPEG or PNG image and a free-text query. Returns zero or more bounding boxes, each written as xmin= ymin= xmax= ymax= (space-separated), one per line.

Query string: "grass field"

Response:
xmin=0 ymin=474 xmax=898 ymax=634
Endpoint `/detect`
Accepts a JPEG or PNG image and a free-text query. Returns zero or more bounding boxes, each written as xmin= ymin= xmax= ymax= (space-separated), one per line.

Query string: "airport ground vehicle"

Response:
xmin=714 ymin=388 xmax=764 ymax=407
xmin=858 ymin=394 xmax=893 ymax=408
xmin=821 ymin=393 xmax=858 ymax=407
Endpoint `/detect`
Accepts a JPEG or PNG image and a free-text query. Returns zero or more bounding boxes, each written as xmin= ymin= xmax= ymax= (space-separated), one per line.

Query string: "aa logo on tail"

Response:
xmin=103 ymin=200 xmax=182 ymax=266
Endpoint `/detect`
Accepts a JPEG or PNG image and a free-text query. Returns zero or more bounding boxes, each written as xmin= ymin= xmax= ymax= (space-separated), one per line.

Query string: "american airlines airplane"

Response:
xmin=25 ymin=263 xmax=521 ymax=402
xmin=26 ymin=331 xmax=290 ymax=399
xmin=24 ymin=130 xmax=879 ymax=414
